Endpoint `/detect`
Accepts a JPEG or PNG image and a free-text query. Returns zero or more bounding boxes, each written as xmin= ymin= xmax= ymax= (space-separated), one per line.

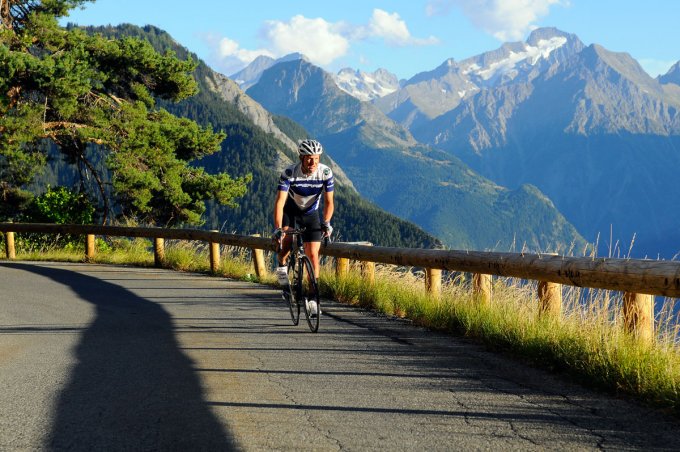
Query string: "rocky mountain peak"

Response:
xmin=577 ymin=44 xmax=661 ymax=93
xmin=526 ymin=27 xmax=574 ymax=46
xmin=229 ymin=53 xmax=310 ymax=91
xmin=658 ymin=61 xmax=680 ymax=85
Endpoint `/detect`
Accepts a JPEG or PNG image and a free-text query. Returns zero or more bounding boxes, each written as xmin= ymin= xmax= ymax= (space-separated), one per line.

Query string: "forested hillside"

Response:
xmin=71 ymin=24 xmax=441 ymax=248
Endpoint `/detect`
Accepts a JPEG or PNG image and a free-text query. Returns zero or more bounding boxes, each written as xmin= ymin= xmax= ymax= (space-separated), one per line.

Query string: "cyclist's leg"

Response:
xmin=303 ymin=241 xmax=321 ymax=278
xmin=278 ymin=204 xmax=298 ymax=266
xmin=300 ymin=213 xmax=323 ymax=318
xmin=301 ymin=211 xmax=323 ymax=279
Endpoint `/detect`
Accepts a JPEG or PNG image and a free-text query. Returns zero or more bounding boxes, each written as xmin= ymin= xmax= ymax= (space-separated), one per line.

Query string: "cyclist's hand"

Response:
xmin=272 ymin=228 xmax=283 ymax=243
xmin=321 ymin=222 xmax=333 ymax=238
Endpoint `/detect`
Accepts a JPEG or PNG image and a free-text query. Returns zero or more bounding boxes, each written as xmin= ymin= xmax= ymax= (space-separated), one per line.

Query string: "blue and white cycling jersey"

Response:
xmin=277 ymin=162 xmax=334 ymax=215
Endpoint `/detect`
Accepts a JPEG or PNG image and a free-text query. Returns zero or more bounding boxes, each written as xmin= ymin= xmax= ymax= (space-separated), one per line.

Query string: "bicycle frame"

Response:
xmin=279 ymin=228 xmax=321 ymax=332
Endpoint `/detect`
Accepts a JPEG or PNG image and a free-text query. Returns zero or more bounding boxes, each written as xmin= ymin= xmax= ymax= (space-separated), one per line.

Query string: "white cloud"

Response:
xmin=367 ymin=9 xmax=439 ymax=46
xmin=262 ymin=15 xmax=349 ymax=66
xmin=217 ymin=37 xmax=274 ymax=62
xmin=201 ymin=33 xmax=274 ymax=75
xmin=426 ymin=0 xmax=566 ymax=41
xmin=203 ymin=10 xmax=437 ymax=73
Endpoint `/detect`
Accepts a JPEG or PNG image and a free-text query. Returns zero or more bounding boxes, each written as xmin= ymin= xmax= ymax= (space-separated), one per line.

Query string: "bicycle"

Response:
xmin=278 ymin=227 xmax=324 ymax=333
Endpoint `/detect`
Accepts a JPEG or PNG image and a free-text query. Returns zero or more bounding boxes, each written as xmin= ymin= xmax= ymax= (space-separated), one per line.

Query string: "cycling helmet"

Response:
xmin=298 ymin=139 xmax=323 ymax=156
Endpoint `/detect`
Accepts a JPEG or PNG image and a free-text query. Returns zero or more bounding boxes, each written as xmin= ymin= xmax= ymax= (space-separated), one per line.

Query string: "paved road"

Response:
xmin=1 ymin=261 xmax=679 ymax=451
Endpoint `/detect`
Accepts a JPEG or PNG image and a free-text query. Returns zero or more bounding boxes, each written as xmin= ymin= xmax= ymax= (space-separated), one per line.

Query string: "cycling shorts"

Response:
xmin=283 ymin=201 xmax=323 ymax=242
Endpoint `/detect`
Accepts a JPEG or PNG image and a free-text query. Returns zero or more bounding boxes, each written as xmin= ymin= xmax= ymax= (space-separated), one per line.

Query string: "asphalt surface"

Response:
xmin=1 ymin=261 xmax=679 ymax=451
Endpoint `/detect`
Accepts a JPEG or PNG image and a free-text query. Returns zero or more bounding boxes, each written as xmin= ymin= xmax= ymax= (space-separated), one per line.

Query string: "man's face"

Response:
xmin=300 ymin=154 xmax=320 ymax=174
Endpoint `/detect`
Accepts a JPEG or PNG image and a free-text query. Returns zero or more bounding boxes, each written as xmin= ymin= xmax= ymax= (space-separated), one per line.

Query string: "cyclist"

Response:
xmin=272 ymin=139 xmax=334 ymax=315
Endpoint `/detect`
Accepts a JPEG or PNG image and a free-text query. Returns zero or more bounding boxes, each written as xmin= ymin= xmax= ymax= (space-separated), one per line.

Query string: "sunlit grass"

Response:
xmin=98 ymin=237 xmax=155 ymax=266
xmin=162 ymin=240 xmax=209 ymax=272
xmin=2 ymin=234 xmax=155 ymax=267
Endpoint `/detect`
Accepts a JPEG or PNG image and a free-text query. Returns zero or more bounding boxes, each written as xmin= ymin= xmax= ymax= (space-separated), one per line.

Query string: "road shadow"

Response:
xmin=7 ymin=263 xmax=237 ymax=450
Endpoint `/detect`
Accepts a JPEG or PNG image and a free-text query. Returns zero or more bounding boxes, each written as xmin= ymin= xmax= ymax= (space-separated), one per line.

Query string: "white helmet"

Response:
xmin=298 ymin=139 xmax=323 ymax=156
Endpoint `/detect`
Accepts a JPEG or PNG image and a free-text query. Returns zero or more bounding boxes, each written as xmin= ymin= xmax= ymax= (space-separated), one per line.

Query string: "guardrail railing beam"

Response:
xmin=2 ymin=223 xmax=680 ymax=297
xmin=2 ymin=222 xmax=680 ymax=345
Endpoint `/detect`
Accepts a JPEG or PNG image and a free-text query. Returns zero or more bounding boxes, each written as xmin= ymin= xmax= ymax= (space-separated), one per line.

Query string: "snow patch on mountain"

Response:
xmin=333 ymin=68 xmax=400 ymax=101
xmin=463 ymin=36 xmax=567 ymax=81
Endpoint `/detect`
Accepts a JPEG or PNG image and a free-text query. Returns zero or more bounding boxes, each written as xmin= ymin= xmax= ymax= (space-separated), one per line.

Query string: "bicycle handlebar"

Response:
xmin=275 ymin=227 xmax=332 ymax=251
xmin=282 ymin=227 xmax=307 ymax=235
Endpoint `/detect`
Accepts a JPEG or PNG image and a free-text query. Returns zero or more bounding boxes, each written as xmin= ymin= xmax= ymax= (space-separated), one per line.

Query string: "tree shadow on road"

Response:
xmin=8 ymin=263 xmax=237 ymax=450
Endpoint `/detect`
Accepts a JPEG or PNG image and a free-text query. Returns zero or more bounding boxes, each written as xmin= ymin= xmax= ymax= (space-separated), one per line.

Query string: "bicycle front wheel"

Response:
xmin=286 ymin=257 xmax=300 ymax=325
xmin=300 ymin=255 xmax=320 ymax=333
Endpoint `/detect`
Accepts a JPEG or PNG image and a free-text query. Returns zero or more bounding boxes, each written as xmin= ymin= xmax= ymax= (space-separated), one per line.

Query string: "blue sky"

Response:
xmin=61 ymin=0 xmax=680 ymax=80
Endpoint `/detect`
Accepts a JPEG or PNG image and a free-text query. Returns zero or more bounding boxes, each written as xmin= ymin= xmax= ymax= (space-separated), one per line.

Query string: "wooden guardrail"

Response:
xmin=2 ymin=222 xmax=679 ymax=342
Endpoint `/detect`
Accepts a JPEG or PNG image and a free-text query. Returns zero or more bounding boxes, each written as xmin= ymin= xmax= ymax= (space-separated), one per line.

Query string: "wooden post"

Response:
xmin=251 ymin=234 xmax=266 ymax=279
xmin=538 ymin=281 xmax=562 ymax=318
xmin=361 ymin=261 xmax=375 ymax=284
xmin=4 ymin=231 xmax=15 ymax=259
xmin=209 ymin=230 xmax=220 ymax=274
xmin=425 ymin=268 xmax=442 ymax=298
xmin=537 ymin=252 xmax=561 ymax=318
xmin=336 ymin=257 xmax=349 ymax=278
xmin=85 ymin=234 xmax=95 ymax=261
xmin=623 ymin=292 xmax=654 ymax=343
xmin=153 ymin=237 xmax=165 ymax=268
xmin=360 ymin=243 xmax=375 ymax=284
xmin=473 ymin=273 xmax=492 ymax=305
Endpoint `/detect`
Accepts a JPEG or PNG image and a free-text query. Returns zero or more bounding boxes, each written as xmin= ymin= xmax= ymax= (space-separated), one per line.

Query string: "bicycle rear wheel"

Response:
xmin=285 ymin=257 xmax=300 ymax=325
xmin=300 ymin=255 xmax=320 ymax=333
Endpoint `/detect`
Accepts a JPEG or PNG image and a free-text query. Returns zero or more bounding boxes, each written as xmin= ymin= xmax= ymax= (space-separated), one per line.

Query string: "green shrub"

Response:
xmin=26 ymin=186 xmax=95 ymax=225
xmin=17 ymin=186 xmax=96 ymax=251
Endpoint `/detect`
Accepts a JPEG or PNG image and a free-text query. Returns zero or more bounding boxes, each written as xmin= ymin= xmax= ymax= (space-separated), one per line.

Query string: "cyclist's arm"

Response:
xmin=323 ymin=190 xmax=334 ymax=224
xmin=273 ymin=190 xmax=288 ymax=230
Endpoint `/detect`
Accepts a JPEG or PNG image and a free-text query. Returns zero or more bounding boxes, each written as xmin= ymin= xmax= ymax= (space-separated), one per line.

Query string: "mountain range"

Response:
xmin=244 ymin=57 xmax=583 ymax=252
xmin=233 ymin=27 xmax=680 ymax=258
xmin=42 ymin=24 xmax=581 ymax=253
xmin=44 ymin=23 xmax=678 ymax=257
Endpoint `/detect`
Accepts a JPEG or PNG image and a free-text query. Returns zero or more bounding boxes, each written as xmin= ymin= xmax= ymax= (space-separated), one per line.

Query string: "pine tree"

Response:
xmin=0 ymin=0 xmax=249 ymax=225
